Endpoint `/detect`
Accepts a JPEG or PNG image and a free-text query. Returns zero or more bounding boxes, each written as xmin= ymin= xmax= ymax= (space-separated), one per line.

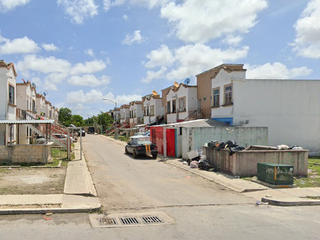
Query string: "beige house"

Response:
xmin=129 ymin=101 xmax=143 ymax=127
xmin=142 ymin=93 xmax=164 ymax=125
xmin=196 ymin=64 xmax=246 ymax=118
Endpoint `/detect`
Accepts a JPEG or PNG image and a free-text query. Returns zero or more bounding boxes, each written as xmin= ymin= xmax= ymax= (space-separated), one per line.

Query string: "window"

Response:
xmin=9 ymin=85 xmax=15 ymax=105
xmin=178 ymin=97 xmax=186 ymax=112
xmin=150 ymin=105 xmax=154 ymax=116
xmin=167 ymin=101 xmax=171 ymax=114
xmin=172 ymin=99 xmax=176 ymax=113
xmin=224 ymin=84 xmax=232 ymax=106
xmin=212 ymin=87 xmax=220 ymax=107
xmin=144 ymin=107 xmax=148 ymax=116
xmin=32 ymin=100 xmax=36 ymax=112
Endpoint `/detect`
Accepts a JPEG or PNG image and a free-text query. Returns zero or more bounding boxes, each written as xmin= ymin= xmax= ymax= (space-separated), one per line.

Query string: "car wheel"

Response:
xmin=152 ymin=153 xmax=157 ymax=159
xmin=125 ymin=147 xmax=128 ymax=154
xmin=133 ymin=150 xmax=137 ymax=158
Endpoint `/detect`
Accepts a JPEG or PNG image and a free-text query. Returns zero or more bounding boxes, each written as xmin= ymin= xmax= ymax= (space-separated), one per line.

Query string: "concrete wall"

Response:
xmin=0 ymin=144 xmax=52 ymax=164
xmin=181 ymin=126 xmax=268 ymax=159
xmin=233 ymin=79 xmax=320 ymax=155
xmin=204 ymin=148 xmax=308 ymax=177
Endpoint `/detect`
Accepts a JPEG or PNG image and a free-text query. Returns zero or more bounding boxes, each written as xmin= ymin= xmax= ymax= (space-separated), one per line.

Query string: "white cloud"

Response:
xmin=142 ymin=44 xmax=249 ymax=82
xmin=123 ymin=14 xmax=128 ymax=20
xmin=103 ymin=0 xmax=111 ymax=11
xmin=245 ymin=62 xmax=313 ymax=79
xmin=107 ymin=0 xmax=169 ymax=9
xmin=67 ymin=89 xmax=104 ymax=104
xmin=0 ymin=35 xmax=40 ymax=54
xmin=223 ymin=35 xmax=243 ymax=46
xmin=144 ymin=44 xmax=175 ymax=68
xmin=68 ymin=74 xmax=111 ymax=87
xmin=142 ymin=66 xmax=167 ymax=83
xmin=292 ymin=0 xmax=320 ymax=58
xmin=85 ymin=48 xmax=94 ymax=56
xmin=122 ymin=30 xmax=145 ymax=45
xmin=42 ymin=43 xmax=59 ymax=52
xmin=43 ymin=72 xmax=70 ymax=90
xmin=57 ymin=0 xmax=99 ymax=24
xmin=67 ymin=90 xmax=142 ymax=105
xmin=160 ymin=0 xmax=268 ymax=44
xmin=71 ymin=60 xmax=107 ymax=75
xmin=17 ymin=55 xmax=71 ymax=74
xmin=0 ymin=0 xmax=30 ymax=12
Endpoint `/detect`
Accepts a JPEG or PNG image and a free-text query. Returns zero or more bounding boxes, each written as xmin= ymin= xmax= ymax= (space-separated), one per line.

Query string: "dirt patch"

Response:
xmin=0 ymin=167 xmax=66 ymax=195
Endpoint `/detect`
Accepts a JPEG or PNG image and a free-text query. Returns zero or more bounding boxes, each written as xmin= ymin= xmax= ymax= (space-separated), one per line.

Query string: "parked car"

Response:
xmin=88 ymin=126 xmax=95 ymax=134
xmin=125 ymin=136 xmax=158 ymax=159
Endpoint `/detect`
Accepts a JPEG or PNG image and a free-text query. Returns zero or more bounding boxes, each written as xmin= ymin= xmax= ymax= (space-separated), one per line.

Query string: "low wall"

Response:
xmin=204 ymin=147 xmax=308 ymax=177
xmin=0 ymin=143 xmax=52 ymax=165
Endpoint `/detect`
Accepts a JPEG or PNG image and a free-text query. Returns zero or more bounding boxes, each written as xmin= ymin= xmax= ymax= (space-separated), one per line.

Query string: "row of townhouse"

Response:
xmin=0 ymin=60 xmax=59 ymax=145
xmin=111 ymin=63 xmax=320 ymax=155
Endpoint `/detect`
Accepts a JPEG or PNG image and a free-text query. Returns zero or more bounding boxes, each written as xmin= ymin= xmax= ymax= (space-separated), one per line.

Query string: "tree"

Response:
xmin=59 ymin=107 xmax=72 ymax=126
xmin=97 ymin=112 xmax=113 ymax=126
xmin=71 ymin=114 xmax=85 ymax=127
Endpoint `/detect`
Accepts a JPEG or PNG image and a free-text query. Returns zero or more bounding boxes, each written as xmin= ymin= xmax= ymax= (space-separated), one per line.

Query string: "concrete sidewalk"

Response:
xmin=0 ymin=141 xmax=101 ymax=215
xmin=165 ymin=158 xmax=320 ymax=206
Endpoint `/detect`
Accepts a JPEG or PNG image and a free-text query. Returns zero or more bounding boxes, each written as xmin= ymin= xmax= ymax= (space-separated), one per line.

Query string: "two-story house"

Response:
xmin=45 ymin=100 xmax=52 ymax=119
xmin=129 ymin=101 xmax=143 ymax=127
xmin=0 ymin=60 xmax=17 ymax=145
xmin=164 ymin=83 xmax=198 ymax=123
xmin=36 ymin=94 xmax=46 ymax=119
xmin=142 ymin=93 xmax=164 ymax=125
xmin=120 ymin=104 xmax=130 ymax=124
xmin=16 ymin=81 xmax=38 ymax=144
xmin=205 ymin=63 xmax=320 ymax=155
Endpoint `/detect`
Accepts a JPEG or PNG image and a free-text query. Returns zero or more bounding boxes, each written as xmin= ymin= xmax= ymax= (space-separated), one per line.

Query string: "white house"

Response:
xmin=45 ymin=100 xmax=53 ymax=119
xmin=36 ymin=94 xmax=46 ymax=119
xmin=120 ymin=104 xmax=130 ymax=124
xmin=142 ymin=93 xmax=164 ymax=125
xmin=129 ymin=101 xmax=143 ymax=127
xmin=209 ymin=64 xmax=320 ymax=155
xmin=0 ymin=60 xmax=17 ymax=145
xmin=165 ymin=83 xmax=197 ymax=124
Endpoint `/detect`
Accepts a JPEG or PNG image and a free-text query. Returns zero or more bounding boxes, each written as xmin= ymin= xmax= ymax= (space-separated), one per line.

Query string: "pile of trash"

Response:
xmin=185 ymin=149 xmax=213 ymax=171
xmin=207 ymin=140 xmax=245 ymax=156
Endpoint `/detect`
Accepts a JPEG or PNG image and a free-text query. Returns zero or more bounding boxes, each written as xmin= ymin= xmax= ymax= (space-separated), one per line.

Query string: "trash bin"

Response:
xmin=257 ymin=163 xmax=294 ymax=185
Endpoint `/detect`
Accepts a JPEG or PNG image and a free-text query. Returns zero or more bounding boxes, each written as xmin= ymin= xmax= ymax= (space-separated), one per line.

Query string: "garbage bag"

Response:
xmin=198 ymin=159 xmax=210 ymax=171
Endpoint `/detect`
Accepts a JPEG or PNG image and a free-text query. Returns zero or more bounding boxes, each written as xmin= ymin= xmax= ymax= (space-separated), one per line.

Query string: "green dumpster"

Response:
xmin=257 ymin=163 xmax=294 ymax=185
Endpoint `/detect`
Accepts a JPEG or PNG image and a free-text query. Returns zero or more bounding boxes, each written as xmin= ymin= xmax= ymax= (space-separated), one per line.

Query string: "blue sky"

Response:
xmin=0 ymin=0 xmax=319 ymax=118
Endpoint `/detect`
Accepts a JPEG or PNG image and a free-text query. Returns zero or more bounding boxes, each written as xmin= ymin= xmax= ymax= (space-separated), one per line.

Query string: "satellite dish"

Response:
xmin=43 ymin=91 xmax=48 ymax=97
xmin=174 ymin=81 xmax=179 ymax=88
xmin=184 ymin=78 xmax=190 ymax=85
xmin=32 ymin=83 xmax=36 ymax=88
xmin=152 ymin=90 xmax=158 ymax=96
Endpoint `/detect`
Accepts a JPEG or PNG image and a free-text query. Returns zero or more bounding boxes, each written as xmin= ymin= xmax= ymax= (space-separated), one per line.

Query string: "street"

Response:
xmin=0 ymin=134 xmax=319 ymax=240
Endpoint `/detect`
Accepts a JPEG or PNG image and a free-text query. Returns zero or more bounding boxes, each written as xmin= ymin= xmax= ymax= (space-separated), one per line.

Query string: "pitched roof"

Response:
xmin=196 ymin=64 xmax=246 ymax=78
xmin=0 ymin=60 xmax=18 ymax=77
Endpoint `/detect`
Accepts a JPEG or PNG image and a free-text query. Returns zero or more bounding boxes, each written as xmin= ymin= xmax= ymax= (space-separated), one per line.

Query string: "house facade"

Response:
xmin=0 ymin=60 xmax=17 ymax=145
xmin=209 ymin=64 xmax=320 ymax=155
xmin=36 ymin=94 xmax=46 ymax=119
xmin=165 ymin=83 xmax=197 ymax=124
xmin=120 ymin=104 xmax=130 ymax=124
xmin=197 ymin=64 xmax=246 ymax=119
xmin=129 ymin=101 xmax=143 ymax=127
xmin=142 ymin=93 xmax=164 ymax=125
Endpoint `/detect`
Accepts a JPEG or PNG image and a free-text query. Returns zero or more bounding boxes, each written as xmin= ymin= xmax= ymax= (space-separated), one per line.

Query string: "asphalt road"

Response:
xmin=0 ymin=134 xmax=320 ymax=240
xmin=83 ymin=134 xmax=252 ymax=211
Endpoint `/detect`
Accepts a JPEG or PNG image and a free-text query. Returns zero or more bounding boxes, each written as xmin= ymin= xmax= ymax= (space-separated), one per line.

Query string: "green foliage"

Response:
xmin=97 ymin=112 xmax=114 ymax=126
xmin=71 ymin=114 xmax=85 ymax=127
xmin=59 ymin=107 xmax=72 ymax=126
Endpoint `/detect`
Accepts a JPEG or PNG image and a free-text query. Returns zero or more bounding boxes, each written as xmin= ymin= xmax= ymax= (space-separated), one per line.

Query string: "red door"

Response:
xmin=166 ymin=129 xmax=175 ymax=157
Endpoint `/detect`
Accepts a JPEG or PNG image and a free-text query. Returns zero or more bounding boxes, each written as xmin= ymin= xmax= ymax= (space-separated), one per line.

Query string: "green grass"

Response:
xmin=118 ymin=136 xmax=128 ymax=142
xmin=294 ymin=157 xmax=320 ymax=188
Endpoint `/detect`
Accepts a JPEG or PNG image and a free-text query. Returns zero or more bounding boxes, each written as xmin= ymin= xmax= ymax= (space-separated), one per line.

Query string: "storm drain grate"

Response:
xmin=142 ymin=216 xmax=163 ymax=224
xmin=98 ymin=217 xmax=118 ymax=225
xmin=119 ymin=217 xmax=140 ymax=225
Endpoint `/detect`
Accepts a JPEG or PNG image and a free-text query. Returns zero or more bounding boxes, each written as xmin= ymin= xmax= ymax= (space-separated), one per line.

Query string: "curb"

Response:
xmin=261 ymin=197 xmax=320 ymax=206
xmin=0 ymin=204 xmax=101 ymax=215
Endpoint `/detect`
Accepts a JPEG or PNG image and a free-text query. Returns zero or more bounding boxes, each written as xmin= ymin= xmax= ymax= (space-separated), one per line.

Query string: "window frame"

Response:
xmin=223 ymin=84 xmax=233 ymax=106
xmin=150 ymin=105 xmax=155 ymax=116
xmin=172 ymin=99 xmax=176 ymax=113
xmin=212 ymin=87 xmax=220 ymax=108
xmin=8 ymin=84 xmax=15 ymax=105
xmin=178 ymin=97 xmax=186 ymax=112
xmin=167 ymin=101 xmax=171 ymax=114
